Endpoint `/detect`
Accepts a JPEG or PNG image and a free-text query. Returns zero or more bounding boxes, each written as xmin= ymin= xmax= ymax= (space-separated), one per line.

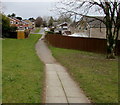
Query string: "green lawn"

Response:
xmin=0 ymin=39 xmax=2 ymax=103
xmin=49 ymin=46 xmax=118 ymax=103
xmin=2 ymin=34 xmax=44 ymax=103
xmin=34 ymin=28 xmax=40 ymax=33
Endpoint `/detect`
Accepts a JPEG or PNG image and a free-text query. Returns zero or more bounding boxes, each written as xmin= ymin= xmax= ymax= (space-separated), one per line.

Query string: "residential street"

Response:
xmin=35 ymin=30 xmax=91 ymax=103
xmin=3 ymin=1 xmax=119 ymax=103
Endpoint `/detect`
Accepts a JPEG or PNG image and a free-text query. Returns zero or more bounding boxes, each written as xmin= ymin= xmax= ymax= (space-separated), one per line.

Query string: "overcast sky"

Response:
xmin=2 ymin=0 xmax=104 ymax=20
xmin=2 ymin=0 xmax=59 ymax=2
xmin=2 ymin=0 xmax=58 ymax=19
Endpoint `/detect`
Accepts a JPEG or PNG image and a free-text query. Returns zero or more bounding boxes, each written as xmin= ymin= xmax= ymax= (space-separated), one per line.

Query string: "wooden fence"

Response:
xmin=7 ymin=30 xmax=30 ymax=39
xmin=45 ymin=34 xmax=120 ymax=55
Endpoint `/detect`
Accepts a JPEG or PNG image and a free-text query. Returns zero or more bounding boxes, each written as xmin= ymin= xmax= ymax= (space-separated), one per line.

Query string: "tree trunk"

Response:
xmin=106 ymin=40 xmax=116 ymax=59
xmin=106 ymin=28 xmax=116 ymax=59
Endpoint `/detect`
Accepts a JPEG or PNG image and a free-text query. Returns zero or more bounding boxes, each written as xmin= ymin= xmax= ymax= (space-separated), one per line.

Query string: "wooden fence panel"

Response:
xmin=45 ymin=34 xmax=119 ymax=55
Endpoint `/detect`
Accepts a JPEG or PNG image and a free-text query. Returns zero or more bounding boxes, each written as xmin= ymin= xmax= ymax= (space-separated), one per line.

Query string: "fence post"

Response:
xmin=17 ymin=30 xmax=25 ymax=39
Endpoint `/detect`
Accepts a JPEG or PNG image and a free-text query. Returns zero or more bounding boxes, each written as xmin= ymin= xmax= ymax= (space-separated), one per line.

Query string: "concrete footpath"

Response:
xmin=35 ymin=30 xmax=91 ymax=103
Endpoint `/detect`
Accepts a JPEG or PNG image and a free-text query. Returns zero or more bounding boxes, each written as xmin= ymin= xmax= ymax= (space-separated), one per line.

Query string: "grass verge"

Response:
xmin=49 ymin=46 xmax=118 ymax=103
xmin=2 ymin=34 xmax=44 ymax=103
xmin=34 ymin=28 xmax=40 ymax=33
xmin=0 ymin=39 xmax=2 ymax=103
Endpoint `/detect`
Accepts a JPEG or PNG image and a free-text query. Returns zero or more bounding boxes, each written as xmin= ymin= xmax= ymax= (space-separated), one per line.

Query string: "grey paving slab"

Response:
xmin=58 ymin=72 xmax=73 ymax=80
xmin=46 ymin=79 xmax=61 ymax=87
xmin=64 ymin=87 xmax=89 ymax=98
xmin=60 ymin=78 xmax=78 ymax=88
xmin=46 ymin=70 xmax=57 ymax=75
xmin=35 ymin=32 xmax=91 ymax=103
xmin=68 ymin=97 xmax=90 ymax=103
xmin=46 ymin=86 xmax=66 ymax=97
xmin=46 ymin=97 xmax=68 ymax=103
xmin=36 ymin=41 xmax=56 ymax=64
xmin=46 ymin=74 xmax=59 ymax=80
xmin=46 ymin=64 xmax=57 ymax=71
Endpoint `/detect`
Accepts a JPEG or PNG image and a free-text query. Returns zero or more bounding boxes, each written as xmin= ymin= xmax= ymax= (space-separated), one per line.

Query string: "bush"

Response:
xmin=2 ymin=14 xmax=11 ymax=38
xmin=10 ymin=26 xmax=18 ymax=32
xmin=50 ymin=28 xmax=54 ymax=32
xmin=2 ymin=14 xmax=18 ymax=38
xmin=8 ymin=32 xmax=17 ymax=38
xmin=46 ymin=31 xmax=54 ymax=34
xmin=24 ymin=29 xmax=30 ymax=38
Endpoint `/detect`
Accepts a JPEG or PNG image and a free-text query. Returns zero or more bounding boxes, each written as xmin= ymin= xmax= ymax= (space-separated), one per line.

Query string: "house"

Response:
xmin=24 ymin=19 xmax=35 ymax=29
xmin=9 ymin=17 xmax=29 ymax=30
xmin=69 ymin=21 xmax=90 ymax=37
xmin=82 ymin=16 xmax=107 ymax=39
xmin=62 ymin=31 xmax=71 ymax=36
xmin=58 ymin=22 xmax=68 ymax=30
xmin=69 ymin=21 xmax=84 ymax=34
xmin=54 ymin=22 xmax=70 ymax=35
xmin=53 ymin=22 xmax=58 ymax=27
xmin=69 ymin=17 xmax=107 ymax=39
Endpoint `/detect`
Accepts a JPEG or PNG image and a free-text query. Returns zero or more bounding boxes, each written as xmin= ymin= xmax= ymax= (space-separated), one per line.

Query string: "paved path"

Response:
xmin=35 ymin=29 xmax=91 ymax=103
xmin=32 ymin=28 xmax=45 ymax=39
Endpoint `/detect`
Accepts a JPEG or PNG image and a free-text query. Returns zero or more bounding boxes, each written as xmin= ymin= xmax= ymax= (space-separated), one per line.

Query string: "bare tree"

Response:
xmin=11 ymin=13 xmax=16 ymax=18
xmin=35 ymin=16 xmax=43 ymax=27
xmin=56 ymin=0 xmax=120 ymax=59
xmin=48 ymin=16 xmax=54 ymax=27
xmin=0 ymin=2 xmax=6 ymax=14
xmin=57 ymin=14 xmax=72 ymax=24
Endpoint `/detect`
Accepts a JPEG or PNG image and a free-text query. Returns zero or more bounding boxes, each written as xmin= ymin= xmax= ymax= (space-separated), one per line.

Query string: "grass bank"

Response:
xmin=0 ymin=39 xmax=2 ymax=103
xmin=49 ymin=46 xmax=118 ymax=103
xmin=2 ymin=34 xmax=44 ymax=103
xmin=34 ymin=28 xmax=41 ymax=33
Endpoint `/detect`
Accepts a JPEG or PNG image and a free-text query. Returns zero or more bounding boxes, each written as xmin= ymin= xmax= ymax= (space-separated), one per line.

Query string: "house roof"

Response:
xmin=69 ymin=21 xmax=78 ymax=27
xmin=9 ymin=17 xmax=20 ymax=22
xmin=9 ymin=17 xmax=29 ymax=25
xmin=83 ymin=16 xmax=106 ymax=28
xmin=70 ymin=16 xmax=116 ymax=28
xmin=58 ymin=22 xmax=68 ymax=27
xmin=53 ymin=22 xmax=58 ymax=26
xmin=22 ymin=20 xmax=29 ymax=24
xmin=63 ymin=31 xmax=71 ymax=35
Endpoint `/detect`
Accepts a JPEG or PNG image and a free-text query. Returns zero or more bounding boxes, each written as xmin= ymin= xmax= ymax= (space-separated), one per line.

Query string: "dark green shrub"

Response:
xmin=46 ymin=31 xmax=54 ymax=34
xmin=10 ymin=26 xmax=18 ymax=32
xmin=2 ymin=14 xmax=11 ymax=37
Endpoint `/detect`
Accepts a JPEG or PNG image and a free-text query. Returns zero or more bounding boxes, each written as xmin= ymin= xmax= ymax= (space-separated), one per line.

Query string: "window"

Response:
xmin=10 ymin=21 xmax=13 ymax=24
